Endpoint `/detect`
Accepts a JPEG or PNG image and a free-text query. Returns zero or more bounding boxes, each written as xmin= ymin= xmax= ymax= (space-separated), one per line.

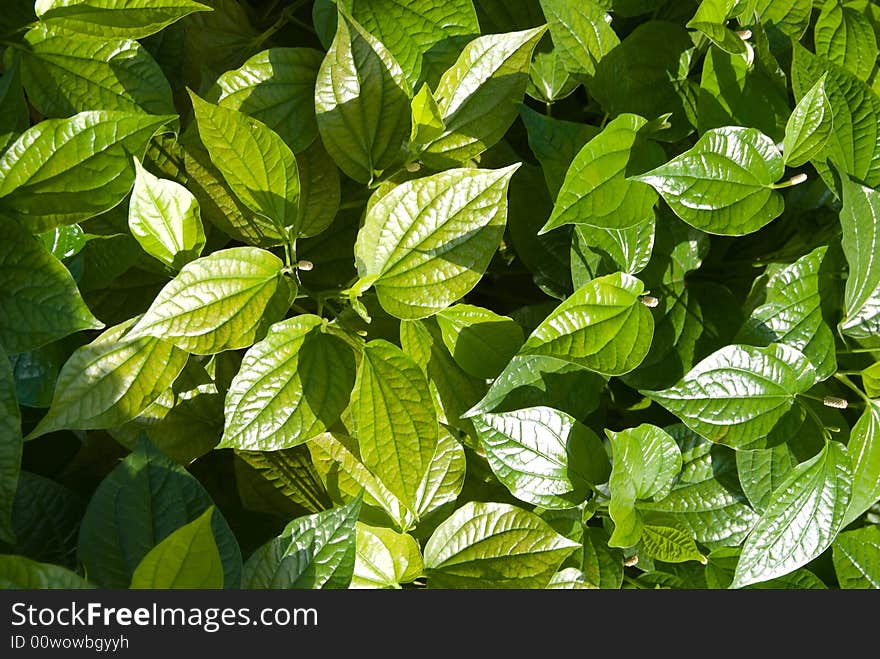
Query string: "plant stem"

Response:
xmin=834 ymin=373 xmax=871 ymax=404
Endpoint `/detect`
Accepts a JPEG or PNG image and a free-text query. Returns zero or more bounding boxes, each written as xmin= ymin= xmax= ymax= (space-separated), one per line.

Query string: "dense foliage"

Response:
xmin=1 ymin=0 xmax=879 ymax=590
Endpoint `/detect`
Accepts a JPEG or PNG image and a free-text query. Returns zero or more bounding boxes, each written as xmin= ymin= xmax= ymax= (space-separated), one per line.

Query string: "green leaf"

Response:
xmin=607 ymin=424 xmax=682 ymax=547
xmin=546 ymin=567 xmax=596 ymax=589
xmin=473 ymin=406 xmax=610 ymax=509
xmin=37 ymin=224 xmax=88 ymax=261
xmin=412 ymin=428 xmax=466 ymax=524
xmin=189 ymin=92 xmax=300 ymax=235
xmin=527 ymin=46 xmax=578 ymax=104
xmin=314 ymin=9 xmax=411 ymax=183
xmin=519 ymin=271 xmax=654 ymax=376
xmin=753 ymin=0 xmax=811 ymax=42
xmin=839 ymin=176 xmax=880 ymax=341
xmin=237 ymin=445 xmax=332 ymax=515
xmin=242 ymin=496 xmax=361 ymax=589
xmin=26 ymin=318 xmax=188 ymax=439
xmin=814 ymin=1 xmax=877 ymax=81
xmin=687 ymin=0 xmax=747 ymax=55
xmin=581 ymin=526 xmax=623 ymax=589
xmin=219 ymin=315 xmax=356 ymax=451
xmin=791 ymin=45 xmax=880 ymax=188
xmin=410 ymin=83 xmax=445 ymax=147
xmin=212 ymin=47 xmax=323 ymax=153
xmin=572 ymin=221 xmax=655 ymax=279
xmin=0 ymin=555 xmax=91 ymax=588
xmin=783 ymin=75 xmax=833 ymax=167
xmin=126 ymin=247 xmax=290 ymax=355
xmin=78 ymin=438 xmax=241 ymax=588
xmin=844 ymin=401 xmax=880 ymax=526
xmin=542 ymin=113 xmax=664 ymax=233
xmin=18 ymin=24 xmax=174 ymax=117
xmin=632 ymin=126 xmax=785 ymax=236
xmin=0 ymin=221 xmax=102 ymax=353
xmin=706 ymin=547 xmax=827 ymax=589
xmin=0 ymin=345 xmax=21 ymax=544
xmin=736 ymin=444 xmax=796 ymax=512
xmin=435 ymin=304 xmax=523 ymax=379
xmin=350 ymin=340 xmax=438 ymax=513
xmin=733 ymin=440 xmax=852 ymax=588
xmin=295 ymin=139 xmax=341 ymax=239
xmin=538 ymin=0 xmax=619 ymax=80
xmin=130 ymin=507 xmax=223 ymax=589
xmin=591 ymin=21 xmax=696 ymax=142
xmin=350 ymin=523 xmax=423 ymax=589
xmin=737 ymin=246 xmax=837 ymax=379
xmin=341 ymin=0 xmax=479 ymax=88
xmin=0 ymin=59 xmax=29 ymax=153
xmin=129 ymin=158 xmax=205 ymax=270
xmin=423 ymin=501 xmax=579 ymax=588
xmin=0 ymin=111 xmax=175 ymax=231
xmin=832 ymin=525 xmax=880 ymax=589
xmin=35 ymin=0 xmax=211 ymax=39
xmin=646 ymin=343 xmax=819 ymax=450
xmin=421 ymin=26 xmax=547 ymax=167
xmin=863 ymin=361 xmax=880 ymax=399
xmin=639 ymin=524 xmax=707 ymax=564
xmin=353 ymin=165 xmax=517 ymax=319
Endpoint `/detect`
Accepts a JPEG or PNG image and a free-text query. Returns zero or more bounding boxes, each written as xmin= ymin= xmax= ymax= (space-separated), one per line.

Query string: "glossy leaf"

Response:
xmin=127 ymin=247 xmax=289 ymax=355
xmin=814 ymin=1 xmax=877 ymax=81
xmin=219 ymin=315 xmax=356 ymax=451
xmin=0 ymin=221 xmax=102 ymax=354
xmin=410 ymin=83 xmax=446 ymax=148
xmin=519 ymin=271 xmax=654 ymax=376
xmin=733 ymin=441 xmax=852 ymax=588
xmin=736 ymin=444 xmax=796 ymax=513
xmin=839 ymin=176 xmax=880 ymax=341
xmin=315 ymin=10 xmax=411 ymax=183
xmin=352 ymin=166 xmax=517 ymax=319
xmin=350 ymin=523 xmax=423 ymax=589
xmin=473 ymin=406 xmax=610 ymax=509
xmin=783 ymin=75 xmax=833 ymax=168
xmin=130 ymin=507 xmax=223 ymax=589
xmin=35 ymin=0 xmax=211 ymax=39
xmin=863 ymin=361 xmax=880 ymax=399
xmin=0 ymin=111 xmax=175 ymax=231
xmin=633 ymin=126 xmax=785 ymax=236
xmin=435 ymin=304 xmax=523 ymax=379
xmin=832 ymin=525 xmax=880 ymax=589
xmin=753 ymin=0 xmax=811 ymax=41
xmin=844 ymin=401 xmax=880 ymax=526
xmin=646 ymin=343 xmax=819 ymax=450
xmin=423 ymin=501 xmax=579 ymax=588
xmin=538 ymin=0 xmax=618 ymax=80
xmin=129 ymin=158 xmax=205 ymax=269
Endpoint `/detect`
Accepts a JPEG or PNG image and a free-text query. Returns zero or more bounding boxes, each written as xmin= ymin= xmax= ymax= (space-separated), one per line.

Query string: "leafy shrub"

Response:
xmin=1 ymin=0 xmax=879 ymax=590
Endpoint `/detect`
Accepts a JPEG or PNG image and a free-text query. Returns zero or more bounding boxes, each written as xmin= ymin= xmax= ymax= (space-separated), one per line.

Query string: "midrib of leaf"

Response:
xmin=846 ymin=187 xmax=879 ymax=313
xmin=141 ymin=179 xmax=185 ymax=254
xmin=437 ymin=526 xmax=562 ymax=566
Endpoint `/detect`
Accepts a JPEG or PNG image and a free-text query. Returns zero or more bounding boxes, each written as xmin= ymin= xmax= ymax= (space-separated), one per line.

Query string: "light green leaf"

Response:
xmin=736 ymin=444 xmax=796 ymax=512
xmin=37 ymin=224 xmax=87 ymax=261
xmin=0 ymin=555 xmax=91 ymax=589
xmin=421 ymin=26 xmax=546 ymax=167
xmin=126 ymin=247 xmax=290 ymax=355
xmin=474 ymin=406 xmax=610 ymax=509
xmin=0 ymin=345 xmax=21 ymax=544
xmin=212 ymin=47 xmax=323 ymax=153
xmin=814 ymin=1 xmax=877 ymax=81
xmin=844 ymin=401 xmax=880 ymax=526
xmin=18 ymin=24 xmax=174 ymax=117
xmin=435 ymin=304 xmax=523 ymax=379
xmin=242 ymin=496 xmax=361 ymax=589
xmin=341 ymin=0 xmax=479 ymax=88
xmin=839 ymin=176 xmax=880 ymax=341
xmin=237 ymin=446 xmax=332 ymax=515
xmin=607 ymin=424 xmax=682 ymax=547
xmin=538 ymin=0 xmax=619 ymax=80
xmin=410 ymin=83 xmax=445 ymax=147
xmin=26 ymin=317 xmax=188 ymax=439
xmin=527 ymin=46 xmax=578 ymax=104
xmin=572 ymin=221 xmax=656 ymax=278
xmin=639 ymin=524 xmax=707 ymax=564
xmin=350 ymin=523 xmax=423 ymax=589
xmin=632 ymin=126 xmax=785 ymax=236
xmin=519 ymin=271 xmax=654 ymax=376
xmin=639 ymin=426 xmax=757 ymax=547
xmin=130 ymin=507 xmax=223 ymax=589
xmin=423 ymin=501 xmax=579 ymax=588
xmin=783 ymin=75 xmax=833 ymax=167
xmin=686 ymin=0 xmax=747 ymax=55
xmin=542 ymin=114 xmax=664 ymax=233
xmin=753 ymin=0 xmax=811 ymax=41
xmin=832 ymin=525 xmax=880 ymax=589
xmin=352 ymin=166 xmax=517 ymax=319
xmin=0 ymin=59 xmax=29 ymax=153
xmin=190 ymin=92 xmax=300 ymax=235
xmin=547 ymin=567 xmax=596 ymax=589
xmin=314 ymin=9 xmax=411 ymax=183
xmin=35 ymin=0 xmax=211 ymax=38
xmin=219 ymin=315 xmax=356 ymax=451
xmin=581 ymin=526 xmax=623 ymax=589
xmin=862 ymin=361 xmax=880 ymax=399
xmin=129 ymin=158 xmax=205 ymax=270
xmin=412 ymin=428 xmax=466 ymax=523
xmin=791 ymin=45 xmax=880 ymax=188
xmin=646 ymin=343 xmax=819 ymax=450
xmin=706 ymin=547 xmax=827 ymax=589
xmin=0 ymin=111 xmax=175 ymax=231
xmin=737 ymin=246 xmax=836 ymax=379
xmin=350 ymin=340 xmax=438 ymax=512
xmin=733 ymin=441 xmax=852 ymax=588
xmin=0 ymin=221 xmax=102 ymax=354
xmin=78 ymin=438 xmax=241 ymax=588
